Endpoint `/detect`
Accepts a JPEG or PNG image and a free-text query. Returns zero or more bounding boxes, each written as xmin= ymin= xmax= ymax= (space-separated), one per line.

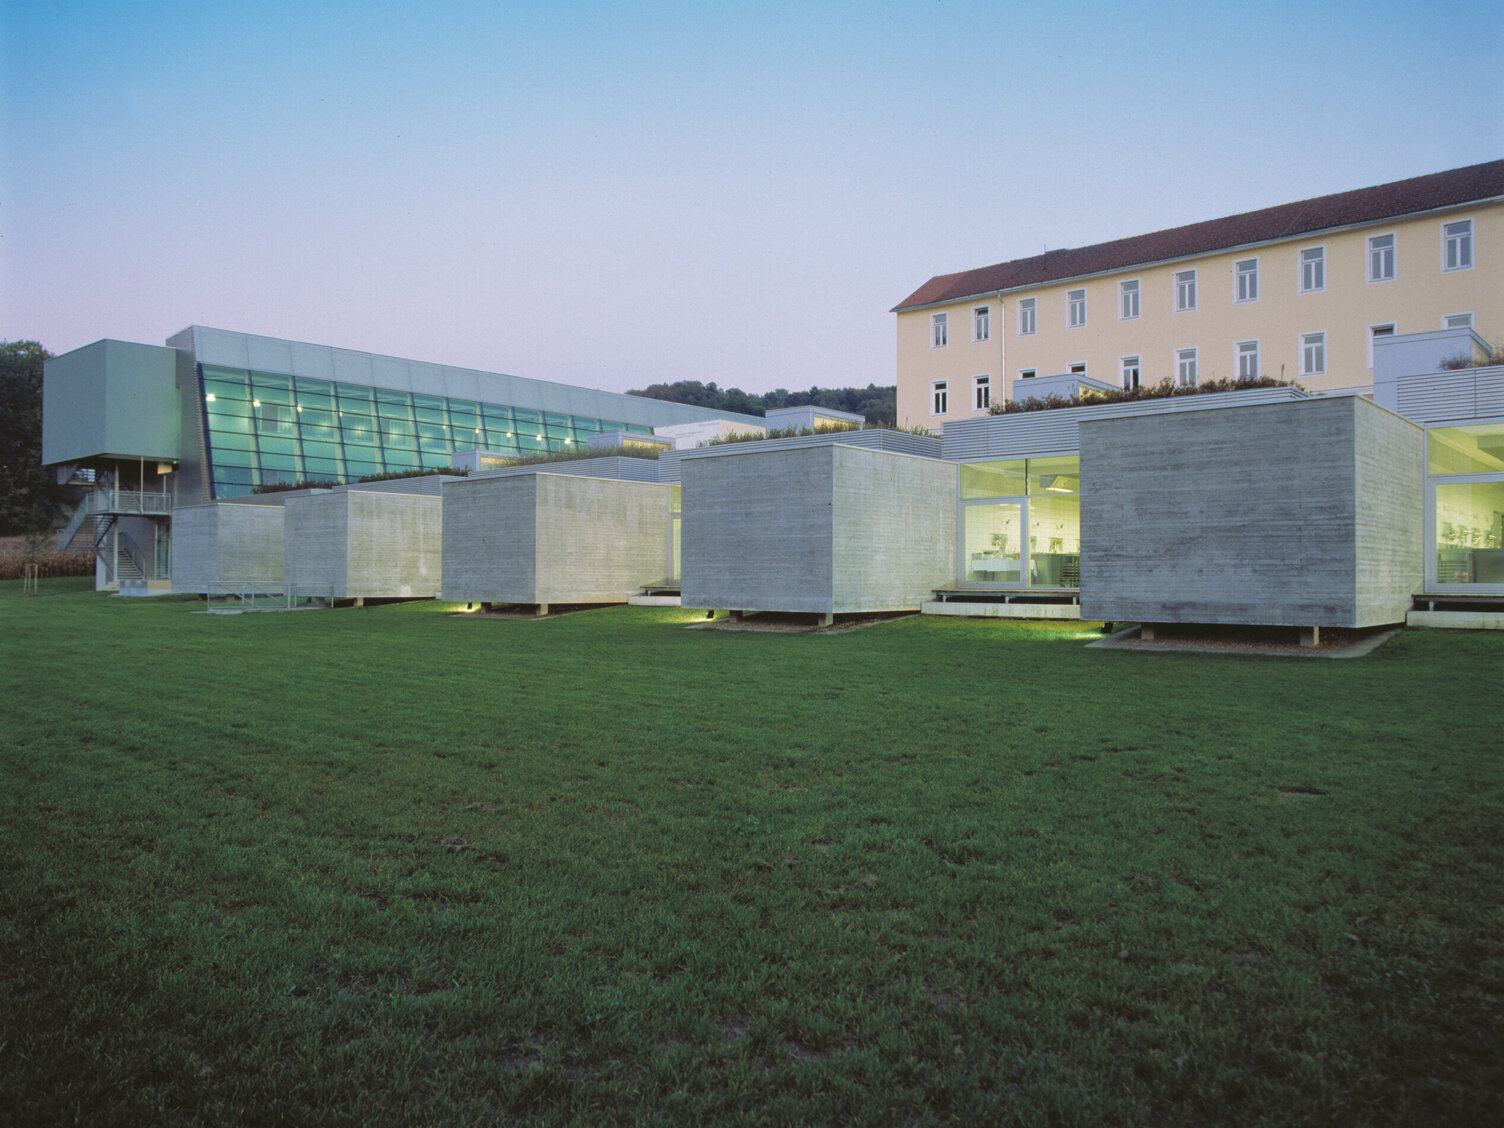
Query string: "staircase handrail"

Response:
xmin=116 ymin=530 xmax=148 ymax=580
xmin=55 ymin=493 xmax=100 ymax=550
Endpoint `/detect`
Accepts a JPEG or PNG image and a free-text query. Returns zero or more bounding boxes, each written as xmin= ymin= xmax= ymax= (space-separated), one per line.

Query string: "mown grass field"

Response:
xmin=1 ymin=579 xmax=1501 ymax=1126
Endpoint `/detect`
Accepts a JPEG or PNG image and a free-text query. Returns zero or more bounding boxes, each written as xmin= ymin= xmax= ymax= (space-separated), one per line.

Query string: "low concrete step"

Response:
xmin=116 ymin=579 xmax=175 ymax=597
xmin=922 ymin=600 xmax=1081 ymax=620
xmin=1407 ymin=609 xmax=1504 ymax=630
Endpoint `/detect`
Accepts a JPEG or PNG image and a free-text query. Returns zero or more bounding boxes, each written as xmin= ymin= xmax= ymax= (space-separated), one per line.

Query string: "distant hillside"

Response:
xmin=627 ymin=380 xmax=897 ymax=426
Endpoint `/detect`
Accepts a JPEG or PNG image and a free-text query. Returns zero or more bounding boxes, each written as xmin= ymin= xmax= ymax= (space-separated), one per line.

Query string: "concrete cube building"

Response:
xmin=1079 ymin=396 xmax=1425 ymax=629
xmin=169 ymin=499 xmax=287 ymax=595
xmin=680 ymin=443 xmax=958 ymax=618
xmin=441 ymin=472 xmax=673 ymax=609
xmin=283 ymin=490 xmax=442 ymax=600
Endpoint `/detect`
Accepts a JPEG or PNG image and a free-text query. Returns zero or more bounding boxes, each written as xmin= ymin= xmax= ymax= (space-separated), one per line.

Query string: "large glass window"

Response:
xmin=200 ymin=365 xmax=669 ymax=497
xmin=1429 ymin=425 xmax=1504 ymax=476
xmin=1027 ymin=494 xmax=1081 ymax=587
xmin=1428 ymin=424 xmax=1504 ymax=590
xmin=959 ymin=456 xmax=1081 ymax=587
xmin=1435 ymin=481 xmax=1504 ymax=584
xmin=961 ymin=460 xmax=1026 ymax=498
xmin=964 ymin=502 xmax=1023 ymax=583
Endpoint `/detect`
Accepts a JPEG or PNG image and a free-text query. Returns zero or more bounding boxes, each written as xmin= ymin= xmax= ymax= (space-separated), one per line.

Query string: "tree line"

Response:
xmin=0 ymin=341 xmax=74 ymax=535
xmin=627 ymin=380 xmax=896 ymax=425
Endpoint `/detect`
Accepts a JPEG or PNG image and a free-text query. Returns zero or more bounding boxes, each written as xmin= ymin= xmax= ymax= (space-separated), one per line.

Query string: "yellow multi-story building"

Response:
xmin=893 ymin=161 xmax=1504 ymax=428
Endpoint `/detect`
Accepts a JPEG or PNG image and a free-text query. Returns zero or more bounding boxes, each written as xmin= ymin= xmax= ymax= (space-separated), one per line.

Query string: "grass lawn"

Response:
xmin=2 ymin=579 xmax=1501 ymax=1126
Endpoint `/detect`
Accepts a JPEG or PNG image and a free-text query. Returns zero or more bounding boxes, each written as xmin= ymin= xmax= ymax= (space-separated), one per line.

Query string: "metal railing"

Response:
xmin=55 ymin=500 xmax=94 ymax=551
xmin=98 ymin=489 xmax=174 ymax=516
xmin=56 ymin=488 xmax=175 ymax=551
xmin=116 ymin=530 xmax=148 ymax=582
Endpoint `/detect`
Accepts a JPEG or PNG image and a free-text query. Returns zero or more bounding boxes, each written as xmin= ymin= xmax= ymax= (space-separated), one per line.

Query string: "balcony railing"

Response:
xmin=95 ymin=489 xmax=174 ymax=516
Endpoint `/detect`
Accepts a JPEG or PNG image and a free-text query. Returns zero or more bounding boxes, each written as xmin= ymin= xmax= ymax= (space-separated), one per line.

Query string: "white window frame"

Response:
xmin=1068 ymin=363 xmax=1087 ymax=376
xmin=1443 ymin=218 xmax=1474 ymax=272
xmin=1444 ymin=312 xmax=1474 ymax=330
xmin=931 ymin=380 xmax=948 ymax=416
xmin=1120 ymin=355 xmax=1141 ymax=390
xmin=973 ymin=305 xmax=990 ymax=342
xmin=1174 ymin=269 xmax=1197 ymax=312
xmin=1235 ymin=258 xmax=1258 ymax=303
xmin=1368 ymin=323 xmax=1395 ymax=370
xmin=1176 ymin=347 xmax=1198 ymax=387
xmin=931 ymin=312 xmax=948 ymax=348
xmin=1017 ymin=298 xmax=1036 ymax=336
xmin=1018 ymin=368 xmax=1036 ymax=381
xmin=1300 ymin=245 xmax=1325 ymax=293
xmin=1367 ymin=232 xmax=1396 ymax=283
xmin=1067 ymin=289 xmax=1086 ymax=329
xmin=973 ymin=375 xmax=991 ymax=411
xmin=1119 ymin=278 xmax=1140 ymax=320
xmin=1300 ymin=331 xmax=1326 ymax=378
xmin=1236 ymin=340 xmax=1259 ymax=381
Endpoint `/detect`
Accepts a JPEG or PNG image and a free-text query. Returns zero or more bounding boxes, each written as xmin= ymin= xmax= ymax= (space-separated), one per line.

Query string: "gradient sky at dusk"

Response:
xmin=3 ymin=1 xmax=1501 ymax=394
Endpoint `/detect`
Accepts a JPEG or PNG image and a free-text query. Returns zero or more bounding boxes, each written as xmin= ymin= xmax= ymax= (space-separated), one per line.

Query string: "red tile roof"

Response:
xmin=893 ymin=160 xmax=1504 ymax=311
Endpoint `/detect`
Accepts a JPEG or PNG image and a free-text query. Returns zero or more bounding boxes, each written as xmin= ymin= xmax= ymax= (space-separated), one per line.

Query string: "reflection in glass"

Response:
xmin=1435 ymin=481 xmax=1504 ymax=584
xmin=202 ymin=364 xmax=656 ymax=496
xmin=1027 ymin=494 xmax=1081 ymax=586
xmin=1428 ymin=425 xmax=1504 ymax=476
xmin=1027 ymin=455 xmax=1080 ymax=495
xmin=960 ymin=460 xmax=1025 ymax=498
xmin=964 ymin=503 xmax=1022 ymax=582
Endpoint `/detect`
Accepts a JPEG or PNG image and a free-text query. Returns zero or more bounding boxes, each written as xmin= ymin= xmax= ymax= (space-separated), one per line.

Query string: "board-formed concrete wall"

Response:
xmin=284 ymin=490 xmax=441 ymax=599
xmin=440 ymin=472 xmax=672 ymax=605
xmin=680 ymin=444 xmax=958 ymax=614
xmin=441 ymin=476 xmax=536 ymax=603
xmin=170 ymin=502 xmax=284 ymax=593
xmin=1079 ymin=397 xmax=1423 ymax=628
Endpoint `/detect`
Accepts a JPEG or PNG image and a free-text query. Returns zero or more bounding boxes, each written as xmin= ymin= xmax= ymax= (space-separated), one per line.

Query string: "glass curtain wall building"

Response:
xmin=199 ymin=365 xmax=652 ymax=497
xmin=162 ymin=327 xmax=763 ymax=503
xmin=42 ymin=327 xmax=766 ymax=589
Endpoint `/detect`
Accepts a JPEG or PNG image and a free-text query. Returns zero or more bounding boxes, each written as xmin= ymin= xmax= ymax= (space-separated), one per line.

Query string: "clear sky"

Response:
xmin=2 ymin=0 xmax=1500 ymax=395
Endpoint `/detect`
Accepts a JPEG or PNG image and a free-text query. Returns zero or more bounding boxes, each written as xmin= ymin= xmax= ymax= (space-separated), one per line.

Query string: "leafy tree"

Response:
xmin=0 ymin=340 xmax=66 ymax=534
xmin=628 ymin=378 xmax=896 ymax=424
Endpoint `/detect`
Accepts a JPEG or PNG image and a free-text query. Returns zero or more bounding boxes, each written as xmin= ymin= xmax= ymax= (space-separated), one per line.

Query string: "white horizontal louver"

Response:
xmin=941 ymin=387 xmax=1307 ymax=461
xmin=1397 ymin=373 xmax=1480 ymax=422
